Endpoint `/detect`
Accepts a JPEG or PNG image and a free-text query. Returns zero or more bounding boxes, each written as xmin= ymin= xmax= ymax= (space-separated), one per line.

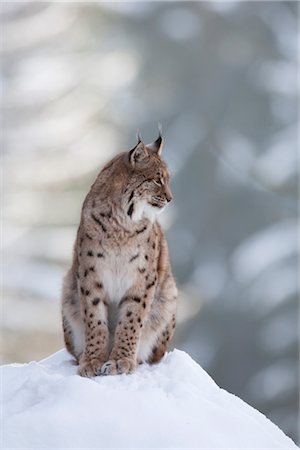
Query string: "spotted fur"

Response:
xmin=61 ymin=134 xmax=177 ymax=377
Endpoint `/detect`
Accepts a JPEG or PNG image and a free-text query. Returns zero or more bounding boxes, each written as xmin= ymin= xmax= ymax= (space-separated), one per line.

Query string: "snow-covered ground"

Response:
xmin=2 ymin=349 xmax=298 ymax=449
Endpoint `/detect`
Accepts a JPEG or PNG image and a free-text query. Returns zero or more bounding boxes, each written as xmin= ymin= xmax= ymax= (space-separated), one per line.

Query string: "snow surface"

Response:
xmin=2 ymin=349 xmax=298 ymax=449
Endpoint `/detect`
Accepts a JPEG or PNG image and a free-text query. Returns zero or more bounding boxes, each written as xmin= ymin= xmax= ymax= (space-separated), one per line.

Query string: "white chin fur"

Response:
xmin=156 ymin=204 xmax=167 ymax=215
xmin=131 ymin=200 xmax=159 ymax=223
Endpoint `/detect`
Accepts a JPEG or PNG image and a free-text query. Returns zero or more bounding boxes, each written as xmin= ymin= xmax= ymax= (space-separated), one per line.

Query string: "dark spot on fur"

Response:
xmin=146 ymin=280 xmax=155 ymax=290
xmin=92 ymin=298 xmax=100 ymax=306
xmin=85 ymin=233 xmax=93 ymax=240
xmin=87 ymin=250 xmax=93 ymax=257
xmin=138 ymin=267 xmax=146 ymax=273
xmin=142 ymin=302 xmax=146 ymax=308
xmin=129 ymin=253 xmax=139 ymax=263
xmin=91 ymin=213 xmax=107 ymax=233
xmin=89 ymin=266 xmax=95 ymax=272
xmin=84 ymin=308 xmax=87 ymax=315
xmin=137 ymin=317 xmax=141 ymax=323
xmin=80 ymin=287 xmax=84 ymax=295
xmin=98 ymin=320 xmax=101 ymax=325
xmin=96 ymin=282 xmax=103 ymax=289
xmin=136 ymin=225 xmax=147 ymax=235
xmin=147 ymin=237 xmax=150 ymax=243
xmin=90 ymin=313 xmax=94 ymax=318
xmin=97 ymin=252 xmax=104 ymax=258
xmin=127 ymin=203 xmax=134 ymax=218
xmin=128 ymin=190 xmax=134 ymax=203
xmin=126 ymin=311 xmax=132 ymax=317
xmin=85 ymin=290 xmax=90 ymax=296
xmin=132 ymin=296 xmax=141 ymax=303
xmin=84 ymin=270 xmax=88 ymax=277
xmin=152 ymin=243 xmax=155 ymax=249
xmin=144 ymin=255 xmax=148 ymax=261
xmin=129 ymin=319 xmax=133 ymax=323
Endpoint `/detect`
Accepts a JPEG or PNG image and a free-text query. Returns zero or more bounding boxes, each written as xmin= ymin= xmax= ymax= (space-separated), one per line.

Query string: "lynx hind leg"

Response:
xmin=62 ymin=270 xmax=85 ymax=362
xmin=62 ymin=300 xmax=85 ymax=363
xmin=147 ymin=314 xmax=176 ymax=365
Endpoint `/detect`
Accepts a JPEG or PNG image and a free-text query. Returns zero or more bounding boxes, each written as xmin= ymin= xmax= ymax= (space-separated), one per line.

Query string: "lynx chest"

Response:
xmin=99 ymin=245 xmax=140 ymax=304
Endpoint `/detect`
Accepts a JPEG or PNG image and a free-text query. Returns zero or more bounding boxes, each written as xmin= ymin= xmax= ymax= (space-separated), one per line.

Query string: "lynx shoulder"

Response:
xmin=61 ymin=132 xmax=177 ymax=377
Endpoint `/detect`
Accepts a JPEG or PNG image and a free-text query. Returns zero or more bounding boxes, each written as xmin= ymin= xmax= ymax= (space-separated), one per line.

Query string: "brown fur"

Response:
xmin=61 ymin=135 xmax=177 ymax=377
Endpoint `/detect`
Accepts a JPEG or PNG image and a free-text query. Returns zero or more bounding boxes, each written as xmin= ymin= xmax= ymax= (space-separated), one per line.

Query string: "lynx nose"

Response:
xmin=165 ymin=190 xmax=173 ymax=203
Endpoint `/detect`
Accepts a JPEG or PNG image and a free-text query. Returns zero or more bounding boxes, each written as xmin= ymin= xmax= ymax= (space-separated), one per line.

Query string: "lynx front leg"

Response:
xmin=78 ymin=270 xmax=109 ymax=377
xmin=101 ymin=282 xmax=156 ymax=375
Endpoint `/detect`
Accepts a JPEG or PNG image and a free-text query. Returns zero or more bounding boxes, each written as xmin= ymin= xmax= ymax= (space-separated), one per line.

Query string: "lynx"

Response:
xmin=61 ymin=131 xmax=177 ymax=377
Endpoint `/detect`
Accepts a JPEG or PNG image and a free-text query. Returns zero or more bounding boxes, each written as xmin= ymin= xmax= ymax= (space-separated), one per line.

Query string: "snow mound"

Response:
xmin=2 ymin=349 xmax=298 ymax=449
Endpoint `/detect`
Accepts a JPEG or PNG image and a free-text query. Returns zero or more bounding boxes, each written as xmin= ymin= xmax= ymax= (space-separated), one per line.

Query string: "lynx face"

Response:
xmin=126 ymin=137 xmax=173 ymax=221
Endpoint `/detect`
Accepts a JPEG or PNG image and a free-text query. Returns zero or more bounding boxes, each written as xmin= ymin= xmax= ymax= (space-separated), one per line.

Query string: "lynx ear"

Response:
xmin=146 ymin=126 xmax=164 ymax=156
xmin=129 ymin=140 xmax=149 ymax=167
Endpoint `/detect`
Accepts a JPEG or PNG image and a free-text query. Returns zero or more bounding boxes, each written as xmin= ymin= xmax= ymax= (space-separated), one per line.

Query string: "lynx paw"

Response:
xmin=77 ymin=358 xmax=104 ymax=378
xmin=100 ymin=357 xmax=137 ymax=375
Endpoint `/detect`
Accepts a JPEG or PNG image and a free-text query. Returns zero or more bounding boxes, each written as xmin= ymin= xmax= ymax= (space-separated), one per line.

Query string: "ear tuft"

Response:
xmin=145 ymin=123 xmax=164 ymax=155
xmin=158 ymin=122 xmax=163 ymax=139
xmin=136 ymin=129 xmax=143 ymax=143
xmin=129 ymin=141 xmax=149 ymax=167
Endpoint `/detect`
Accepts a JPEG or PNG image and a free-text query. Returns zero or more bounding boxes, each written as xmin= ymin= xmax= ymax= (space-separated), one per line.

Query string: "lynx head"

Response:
xmin=125 ymin=130 xmax=173 ymax=222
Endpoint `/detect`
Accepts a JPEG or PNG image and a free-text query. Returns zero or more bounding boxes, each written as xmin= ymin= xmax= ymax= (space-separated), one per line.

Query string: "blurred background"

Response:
xmin=1 ymin=0 xmax=298 ymax=444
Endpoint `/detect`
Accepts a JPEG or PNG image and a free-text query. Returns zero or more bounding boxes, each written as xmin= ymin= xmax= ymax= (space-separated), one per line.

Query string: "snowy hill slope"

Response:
xmin=2 ymin=349 xmax=298 ymax=449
